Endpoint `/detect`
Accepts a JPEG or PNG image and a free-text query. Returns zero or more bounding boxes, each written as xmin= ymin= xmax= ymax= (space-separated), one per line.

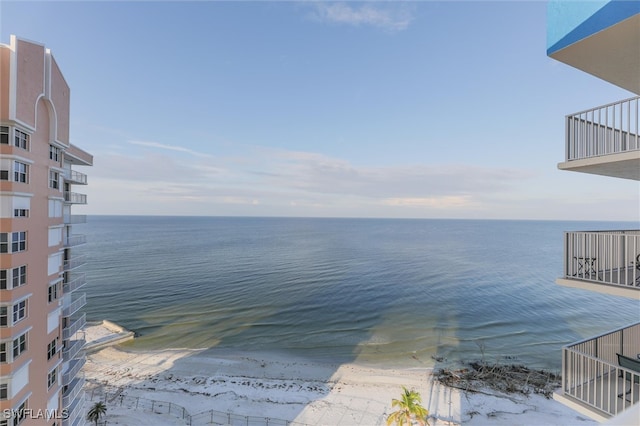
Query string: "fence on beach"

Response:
xmin=86 ymin=386 xmax=307 ymax=425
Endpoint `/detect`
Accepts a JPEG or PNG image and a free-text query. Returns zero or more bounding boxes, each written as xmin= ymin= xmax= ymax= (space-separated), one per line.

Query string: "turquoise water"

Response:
xmin=77 ymin=216 xmax=639 ymax=369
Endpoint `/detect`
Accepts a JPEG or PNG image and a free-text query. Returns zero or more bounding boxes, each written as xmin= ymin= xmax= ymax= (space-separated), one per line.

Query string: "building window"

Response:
xmin=12 ymin=300 xmax=26 ymax=323
xmin=14 ymin=129 xmax=28 ymax=150
xmin=47 ymin=339 xmax=57 ymax=360
xmin=15 ymin=399 xmax=27 ymax=424
xmin=13 ymin=209 xmax=29 ymax=218
xmin=49 ymin=145 xmax=61 ymax=162
xmin=1 ymin=232 xmax=26 ymax=253
xmin=12 ymin=332 xmax=27 ymax=359
xmin=0 ymin=307 xmax=6 ymax=327
xmin=0 ymin=342 xmax=6 ymax=363
xmin=12 ymin=266 xmax=26 ymax=288
xmin=13 ymin=161 xmax=28 ymax=183
xmin=0 ymin=126 xmax=8 ymax=144
xmin=47 ymin=367 xmax=57 ymax=389
xmin=0 ymin=384 xmax=7 ymax=400
xmin=49 ymin=170 xmax=59 ymax=189
xmin=0 ymin=270 xmax=6 ymax=290
xmin=48 ymin=283 xmax=58 ymax=303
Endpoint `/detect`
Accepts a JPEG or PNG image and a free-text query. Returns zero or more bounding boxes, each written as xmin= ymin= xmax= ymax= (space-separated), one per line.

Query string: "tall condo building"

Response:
xmin=547 ymin=1 xmax=639 ymax=423
xmin=0 ymin=36 xmax=92 ymax=426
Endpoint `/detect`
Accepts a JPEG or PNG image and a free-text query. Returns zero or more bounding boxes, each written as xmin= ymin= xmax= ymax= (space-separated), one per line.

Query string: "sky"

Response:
xmin=1 ymin=1 xmax=638 ymax=220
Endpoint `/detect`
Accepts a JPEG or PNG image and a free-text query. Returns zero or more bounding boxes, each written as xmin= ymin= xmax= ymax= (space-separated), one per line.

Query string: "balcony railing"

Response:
xmin=62 ymin=392 xmax=83 ymax=426
xmin=62 ymin=376 xmax=85 ymax=408
xmin=562 ymin=322 xmax=640 ymax=418
xmin=63 ymin=255 xmax=86 ymax=271
xmin=63 ymin=214 xmax=87 ymax=224
xmin=63 ymin=191 xmax=87 ymax=204
xmin=64 ymin=234 xmax=86 ymax=247
xmin=63 ymin=169 xmax=87 ymax=185
xmin=563 ymin=231 xmax=640 ymax=289
xmin=566 ymin=96 xmax=640 ymax=161
xmin=62 ymin=293 xmax=86 ymax=318
xmin=63 ymin=273 xmax=86 ymax=293
xmin=62 ymin=357 xmax=86 ymax=385
xmin=62 ymin=338 xmax=86 ymax=363
xmin=62 ymin=313 xmax=86 ymax=340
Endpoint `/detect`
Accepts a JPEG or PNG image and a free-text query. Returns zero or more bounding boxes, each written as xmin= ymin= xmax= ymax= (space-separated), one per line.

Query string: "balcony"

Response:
xmin=63 ymin=169 xmax=87 ymax=185
xmin=62 ymin=357 xmax=86 ymax=385
xmin=557 ymin=230 xmax=640 ymax=299
xmin=62 ymin=293 xmax=86 ymax=318
xmin=63 ymin=255 xmax=86 ymax=271
xmin=558 ymin=97 xmax=640 ymax=180
xmin=63 ymin=191 xmax=87 ymax=204
xmin=63 ymin=214 xmax=87 ymax=224
xmin=63 ymin=273 xmax=86 ymax=293
xmin=62 ymin=375 xmax=85 ymax=408
xmin=62 ymin=338 xmax=86 ymax=363
xmin=62 ymin=393 xmax=84 ymax=426
xmin=62 ymin=313 xmax=86 ymax=340
xmin=64 ymin=234 xmax=86 ymax=247
xmin=557 ymin=322 xmax=640 ymax=421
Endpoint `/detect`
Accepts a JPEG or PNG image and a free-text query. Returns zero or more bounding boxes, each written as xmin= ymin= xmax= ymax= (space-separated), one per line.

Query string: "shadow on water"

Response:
xmin=78 ymin=216 xmax=639 ymax=424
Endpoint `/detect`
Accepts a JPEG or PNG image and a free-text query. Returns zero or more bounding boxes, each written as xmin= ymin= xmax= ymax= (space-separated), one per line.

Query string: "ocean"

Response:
xmin=77 ymin=216 xmax=639 ymax=370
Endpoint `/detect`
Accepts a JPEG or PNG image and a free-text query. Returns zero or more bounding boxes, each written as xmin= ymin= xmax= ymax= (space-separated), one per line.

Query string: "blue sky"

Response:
xmin=1 ymin=1 xmax=638 ymax=220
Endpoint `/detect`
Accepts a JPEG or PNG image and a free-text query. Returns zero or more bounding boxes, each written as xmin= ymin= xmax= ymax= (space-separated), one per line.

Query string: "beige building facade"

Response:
xmin=0 ymin=35 xmax=92 ymax=426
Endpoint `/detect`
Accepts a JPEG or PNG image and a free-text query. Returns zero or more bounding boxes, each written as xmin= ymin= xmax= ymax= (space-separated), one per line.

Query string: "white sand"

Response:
xmin=81 ymin=323 xmax=597 ymax=425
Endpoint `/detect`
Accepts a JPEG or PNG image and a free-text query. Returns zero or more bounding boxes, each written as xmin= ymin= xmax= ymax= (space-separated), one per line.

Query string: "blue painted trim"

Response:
xmin=547 ymin=0 xmax=640 ymax=56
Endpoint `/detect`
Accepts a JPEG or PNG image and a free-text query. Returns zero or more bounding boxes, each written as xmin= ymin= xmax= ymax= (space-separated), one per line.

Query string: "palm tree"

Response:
xmin=386 ymin=387 xmax=429 ymax=426
xmin=87 ymin=401 xmax=107 ymax=426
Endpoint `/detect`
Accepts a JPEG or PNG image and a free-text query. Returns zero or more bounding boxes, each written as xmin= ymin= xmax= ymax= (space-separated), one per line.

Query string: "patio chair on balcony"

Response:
xmin=617 ymin=353 xmax=640 ymax=402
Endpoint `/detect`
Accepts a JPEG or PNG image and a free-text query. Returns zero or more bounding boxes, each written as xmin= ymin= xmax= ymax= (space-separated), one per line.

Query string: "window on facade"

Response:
xmin=11 ymin=232 xmax=26 ymax=252
xmin=49 ymin=145 xmax=61 ymax=162
xmin=47 ymin=368 xmax=57 ymax=389
xmin=0 ymin=170 xmax=7 ymax=180
xmin=49 ymin=170 xmax=59 ymax=189
xmin=0 ymin=384 xmax=7 ymax=400
xmin=47 ymin=339 xmax=57 ymax=360
xmin=0 ymin=342 xmax=6 ymax=363
xmin=0 ymin=307 xmax=6 ymax=327
xmin=12 ymin=333 xmax=27 ymax=359
xmin=0 ymin=234 xmax=7 ymax=253
xmin=0 ymin=126 xmax=8 ymax=144
xmin=48 ymin=283 xmax=58 ymax=303
xmin=12 ymin=300 xmax=26 ymax=323
xmin=16 ymin=400 xmax=27 ymax=424
xmin=14 ymin=129 xmax=28 ymax=150
xmin=13 ymin=161 xmax=28 ymax=183
xmin=12 ymin=266 xmax=26 ymax=288
xmin=0 ymin=270 xmax=6 ymax=290
xmin=14 ymin=208 xmax=29 ymax=218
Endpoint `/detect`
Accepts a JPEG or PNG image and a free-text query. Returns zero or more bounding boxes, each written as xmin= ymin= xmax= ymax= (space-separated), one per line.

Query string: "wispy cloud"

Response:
xmin=129 ymin=140 xmax=213 ymax=158
xmin=309 ymin=2 xmax=413 ymax=32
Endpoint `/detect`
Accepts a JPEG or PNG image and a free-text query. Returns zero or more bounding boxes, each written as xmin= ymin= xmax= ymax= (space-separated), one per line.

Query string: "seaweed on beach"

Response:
xmin=434 ymin=361 xmax=560 ymax=399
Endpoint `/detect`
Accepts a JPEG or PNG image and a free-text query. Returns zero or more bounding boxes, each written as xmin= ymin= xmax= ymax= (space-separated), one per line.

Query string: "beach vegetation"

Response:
xmin=386 ymin=386 xmax=429 ymax=426
xmin=87 ymin=401 xmax=107 ymax=426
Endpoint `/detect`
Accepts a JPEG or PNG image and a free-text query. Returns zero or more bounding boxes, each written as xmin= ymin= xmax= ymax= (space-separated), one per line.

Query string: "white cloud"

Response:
xmin=129 ymin=140 xmax=213 ymax=158
xmin=309 ymin=2 xmax=413 ymax=31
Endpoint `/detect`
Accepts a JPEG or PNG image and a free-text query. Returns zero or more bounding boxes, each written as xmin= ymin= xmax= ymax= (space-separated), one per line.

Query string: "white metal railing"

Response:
xmin=62 ymin=338 xmax=86 ymax=363
xmin=562 ymin=323 xmax=640 ymax=417
xmin=63 ymin=191 xmax=87 ymax=204
xmin=63 ymin=273 xmax=86 ymax=293
xmin=566 ymin=96 xmax=640 ymax=161
xmin=62 ymin=376 xmax=85 ymax=408
xmin=64 ymin=234 xmax=86 ymax=247
xmin=62 ymin=357 xmax=86 ymax=385
xmin=62 ymin=394 xmax=83 ymax=426
xmin=64 ymin=169 xmax=87 ymax=185
xmin=62 ymin=313 xmax=86 ymax=340
xmin=63 ymin=214 xmax=87 ymax=224
xmin=62 ymin=293 xmax=86 ymax=318
xmin=563 ymin=230 xmax=640 ymax=288
xmin=63 ymin=255 xmax=86 ymax=271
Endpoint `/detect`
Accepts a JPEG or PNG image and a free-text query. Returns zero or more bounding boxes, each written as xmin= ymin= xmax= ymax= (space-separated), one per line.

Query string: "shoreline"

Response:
xmin=81 ymin=322 xmax=597 ymax=425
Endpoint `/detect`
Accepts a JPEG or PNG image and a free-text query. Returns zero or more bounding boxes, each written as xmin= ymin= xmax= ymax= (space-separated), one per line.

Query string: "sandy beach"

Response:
xmin=81 ymin=323 xmax=596 ymax=425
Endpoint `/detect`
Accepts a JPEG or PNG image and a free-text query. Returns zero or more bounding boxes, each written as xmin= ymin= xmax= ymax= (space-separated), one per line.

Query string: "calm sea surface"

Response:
xmin=77 ymin=216 xmax=639 ymax=370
